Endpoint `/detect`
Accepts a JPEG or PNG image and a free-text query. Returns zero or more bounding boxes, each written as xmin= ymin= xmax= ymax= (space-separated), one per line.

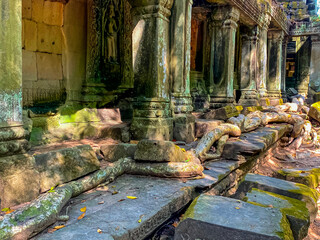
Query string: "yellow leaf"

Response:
xmin=54 ymin=225 xmax=65 ymax=230
xmin=97 ymin=229 xmax=102 ymax=234
xmin=235 ymin=207 xmax=240 ymax=210
xmin=181 ymin=148 xmax=186 ymax=152
xmin=78 ymin=212 xmax=86 ymax=220
xmin=1 ymin=208 xmax=10 ymax=212
xmin=112 ymin=186 xmax=116 ymax=188
xmin=138 ymin=219 xmax=142 ymax=223
xmin=127 ymin=196 xmax=137 ymax=199
xmin=48 ymin=186 xmax=55 ymax=193
xmin=48 ymin=228 xmax=57 ymax=233
xmin=112 ymin=191 xmax=119 ymax=195
xmin=80 ymin=207 xmax=87 ymax=212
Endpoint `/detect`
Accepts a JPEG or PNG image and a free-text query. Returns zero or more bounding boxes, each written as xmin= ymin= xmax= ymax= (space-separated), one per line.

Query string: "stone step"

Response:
xmin=234 ymin=173 xmax=319 ymax=220
xmin=241 ymin=188 xmax=310 ymax=240
xmin=222 ymin=124 xmax=292 ymax=160
xmin=174 ymin=195 xmax=293 ymax=240
xmin=277 ymin=168 xmax=320 ymax=189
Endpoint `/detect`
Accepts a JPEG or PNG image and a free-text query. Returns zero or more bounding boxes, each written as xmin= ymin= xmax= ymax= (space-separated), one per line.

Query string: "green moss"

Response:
xmin=246 ymin=201 xmax=268 ymax=208
xmin=59 ymin=108 xmax=101 ymax=124
xmin=183 ymin=196 xmax=199 ymax=220
xmin=276 ymin=214 xmax=294 ymax=240
xmin=289 ymin=183 xmax=319 ymax=205
xmin=15 ymin=200 xmax=54 ymax=223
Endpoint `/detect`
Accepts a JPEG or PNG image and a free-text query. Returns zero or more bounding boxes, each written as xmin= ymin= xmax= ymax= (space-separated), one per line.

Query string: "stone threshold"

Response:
xmin=33 ymin=124 xmax=292 ymax=240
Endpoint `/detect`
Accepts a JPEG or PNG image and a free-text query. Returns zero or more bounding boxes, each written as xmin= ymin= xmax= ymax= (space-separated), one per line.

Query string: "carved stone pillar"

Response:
xmin=239 ymin=27 xmax=259 ymax=106
xmin=266 ymin=30 xmax=284 ymax=105
xmin=257 ymin=14 xmax=271 ymax=102
xmin=309 ymin=35 xmax=320 ymax=100
xmin=296 ymin=37 xmax=311 ymax=98
xmin=281 ymin=37 xmax=288 ymax=102
xmin=208 ymin=6 xmax=240 ymax=108
xmin=170 ymin=0 xmax=195 ymax=143
xmin=130 ymin=0 xmax=174 ymax=140
xmin=0 ymin=0 xmax=30 ymax=155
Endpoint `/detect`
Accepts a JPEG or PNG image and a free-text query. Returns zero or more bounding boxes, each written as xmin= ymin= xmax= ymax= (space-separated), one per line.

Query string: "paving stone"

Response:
xmin=222 ymin=124 xmax=292 ymax=160
xmin=100 ymin=144 xmax=137 ymax=162
xmin=175 ymin=195 xmax=293 ymax=240
xmin=235 ymin=174 xmax=319 ymax=220
xmin=277 ymin=168 xmax=320 ymax=189
xmin=34 ymin=145 xmax=100 ymax=192
xmin=243 ymin=189 xmax=310 ymax=240
xmin=134 ymin=140 xmax=186 ymax=162
xmin=35 ymin=175 xmax=198 ymax=240
xmin=204 ymin=105 xmax=239 ymax=121
xmin=195 ymin=119 xmax=224 ymax=138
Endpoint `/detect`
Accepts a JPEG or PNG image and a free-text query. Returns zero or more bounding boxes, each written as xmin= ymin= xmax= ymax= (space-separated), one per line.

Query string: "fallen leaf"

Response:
xmin=48 ymin=228 xmax=57 ymax=233
xmin=118 ymin=199 xmax=125 ymax=202
xmin=112 ymin=186 xmax=116 ymax=188
xmin=172 ymin=222 xmax=178 ymax=228
xmin=204 ymin=166 xmax=211 ymax=170
xmin=48 ymin=186 xmax=55 ymax=193
xmin=80 ymin=207 xmax=87 ymax=212
xmin=5 ymin=209 xmax=15 ymax=214
xmin=97 ymin=229 xmax=102 ymax=234
xmin=1 ymin=208 xmax=10 ymax=212
xmin=185 ymin=159 xmax=190 ymax=163
xmin=181 ymin=148 xmax=186 ymax=152
xmin=235 ymin=207 xmax=240 ymax=210
xmin=127 ymin=196 xmax=137 ymax=199
xmin=81 ymin=200 xmax=86 ymax=203
xmin=98 ymin=201 xmax=105 ymax=205
xmin=78 ymin=212 xmax=86 ymax=220
xmin=138 ymin=219 xmax=142 ymax=223
xmin=112 ymin=191 xmax=119 ymax=195
xmin=115 ymin=226 xmax=120 ymax=231
xmin=54 ymin=225 xmax=65 ymax=230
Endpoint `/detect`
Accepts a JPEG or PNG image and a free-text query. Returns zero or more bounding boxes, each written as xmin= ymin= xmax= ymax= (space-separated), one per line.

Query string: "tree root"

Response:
xmin=0 ymin=157 xmax=204 ymax=240
xmin=193 ymin=124 xmax=241 ymax=161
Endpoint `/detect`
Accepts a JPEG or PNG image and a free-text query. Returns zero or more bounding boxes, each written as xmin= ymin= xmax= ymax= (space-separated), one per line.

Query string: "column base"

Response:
xmin=130 ymin=117 xmax=173 ymax=141
xmin=82 ymin=83 xmax=117 ymax=107
xmin=173 ymin=114 xmax=195 ymax=143
xmin=238 ymin=90 xmax=259 ymax=107
xmin=209 ymin=96 xmax=234 ymax=109
xmin=192 ymin=94 xmax=210 ymax=111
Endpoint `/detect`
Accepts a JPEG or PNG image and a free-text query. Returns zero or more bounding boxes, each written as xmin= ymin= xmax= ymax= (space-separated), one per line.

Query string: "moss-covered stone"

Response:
xmin=278 ymin=168 xmax=320 ymax=189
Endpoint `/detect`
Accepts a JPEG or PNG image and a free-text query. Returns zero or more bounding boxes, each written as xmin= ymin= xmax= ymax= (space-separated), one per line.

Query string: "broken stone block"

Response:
xmin=100 ymin=144 xmax=137 ymax=162
xmin=34 ymin=145 xmax=100 ymax=192
xmin=0 ymin=154 xmax=40 ymax=209
xmin=235 ymin=173 xmax=319 ymax=221
xmin=204 ymin=105 xmax=239 ymax=121
xmin=277 ymin=168 xmax=320 ymax=189
xmin=134 ymin=140 xmax=186 ymax=162
xmin=175 ymin=195 xmax=293 ymax=240
xmin=243 ymin=189 xmax=310 ymax=240
xmin=308 ymin=102 xmax=320 ymax=122
xmin=195 ymin=119 xmax=224 ymax=138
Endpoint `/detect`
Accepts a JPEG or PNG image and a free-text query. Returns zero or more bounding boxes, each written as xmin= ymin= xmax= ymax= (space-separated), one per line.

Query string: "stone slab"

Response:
xmin=134 ymin=140 xmax=186 ymax=162
xmin=195 ymin=119 xmax=224 ymax=138
xmin=244 ymin=189 xmax=310 ymax=240
xmin=34 ymin=145 xmax=100 ymax=192
xmin=222 ymin=124 xmax=291 ymax=160
xmin=175 ymin=195 xmax=293 ymax=240
xmin=35 ymin=175 xmax=198 ymax=240
xmin=204 ymin=105 xmax=239 ymax=121
xmin=100 ymin=144 xmax=137 ymax=162
xmin=0 ymin=154 xmax=40 ymax=209
xmin=277 ymin=168 xmax=320 ymax=189
xmin=235 ymin=173 xmax=319 ymax=220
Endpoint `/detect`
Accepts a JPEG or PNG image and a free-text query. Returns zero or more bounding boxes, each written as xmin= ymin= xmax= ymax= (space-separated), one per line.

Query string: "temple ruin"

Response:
xmin=1 ymin=0 xmax=320 ymax=239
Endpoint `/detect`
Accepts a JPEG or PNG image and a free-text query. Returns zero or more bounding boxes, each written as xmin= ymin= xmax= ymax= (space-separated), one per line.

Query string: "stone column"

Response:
xmin=257 ymin=14 xmax=271 ymax=103
xmin=170 ymin=0 xmax=195 ymax=143
xmin=208 ymin=6 xmax=240 ymax=108
xmin=266 ymin=30 xmax=284 ymax=105
xmin=130 ymin=0 xmax=174 ymax=140
xmin=239 ymin=27 xmax=259 ymax=106
xmin=0 ymin=0 xmax=29 ymax=155
xmin=309 ymin=35 xmax=320 ymax=101
xmin=296 ymin=36 xmax=311 ymax=98
xmin=281 ymin=37 xmax=288 ymax=102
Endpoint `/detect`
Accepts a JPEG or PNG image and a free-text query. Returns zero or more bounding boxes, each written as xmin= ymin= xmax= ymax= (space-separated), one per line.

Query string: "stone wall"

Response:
xmin=22 ymin=0 xmax=65 ymax=107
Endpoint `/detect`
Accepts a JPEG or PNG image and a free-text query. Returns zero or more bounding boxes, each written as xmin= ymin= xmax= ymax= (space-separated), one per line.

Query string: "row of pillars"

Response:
xmin=128 ymin=3 xmax=289 ymax=141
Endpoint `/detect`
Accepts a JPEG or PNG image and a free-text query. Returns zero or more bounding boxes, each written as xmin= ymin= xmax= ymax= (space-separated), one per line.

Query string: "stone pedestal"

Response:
xmin=239 ymin=28 xmax=259 ymax=106
xmin=281 ymin=37 xmax=288 ymax=102
xmin=130 ymin=0 xmax=174 ymax=140
xmin=170 ymin=0 xmax=195 ymax=143
xmin=0 ymin=0 xmax=30 ymax=156
xmin=207 ymin=6 xmax=240 ymax=109
xmin=257 ymin=14 xmax=271 ymax=104
xmin=309 ymin=35 xmax=320 ymax=99
xmin=267 ymin=30 xmax=284 ymax=105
